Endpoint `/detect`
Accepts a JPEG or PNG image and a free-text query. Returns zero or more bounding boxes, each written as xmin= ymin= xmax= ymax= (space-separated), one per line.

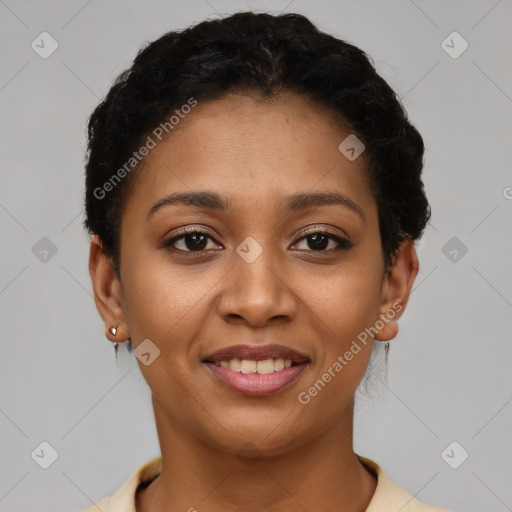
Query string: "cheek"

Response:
xmin=324 ymin=279 xmax=381 ymax=337
xmin=119 ymin=256 xmax=215 ymax=407
xmin=306 ymin=258 xmax=383 ymax=344
xmin=119 ymin=237 xmax=206 ymax=343
xmin=122 ymin=264 xmax=209 ymax=344
xmin=294 ymin=267 xmax=381 ymax=420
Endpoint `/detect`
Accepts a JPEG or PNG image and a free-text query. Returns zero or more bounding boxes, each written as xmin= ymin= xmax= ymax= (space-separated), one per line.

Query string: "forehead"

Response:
xmin=122 ymin=92 xmax=375 ymax=219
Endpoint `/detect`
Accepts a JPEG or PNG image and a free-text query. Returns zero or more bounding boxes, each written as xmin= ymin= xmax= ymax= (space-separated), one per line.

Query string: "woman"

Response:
xmin=82 ymin=11 xmax=452 ymax=512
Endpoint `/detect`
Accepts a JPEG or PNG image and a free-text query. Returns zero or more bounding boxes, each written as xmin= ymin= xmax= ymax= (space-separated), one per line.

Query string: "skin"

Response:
xmin=89 ymin=92 xmax=419 ymax=512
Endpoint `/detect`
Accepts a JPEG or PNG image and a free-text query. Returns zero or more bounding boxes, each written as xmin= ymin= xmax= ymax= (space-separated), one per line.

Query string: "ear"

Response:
xmin=374 ymin=237 xmax=419 ymax=341
xmin=88 ymin=234 xmax=130 ymax=342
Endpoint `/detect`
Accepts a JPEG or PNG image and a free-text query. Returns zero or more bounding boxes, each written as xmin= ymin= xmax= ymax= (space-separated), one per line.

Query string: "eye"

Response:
xmin=163 ymin=228 xmax=222 ymax=252
xmin=292 ymin=228 xmax=353 ymax=252
xmin=163 ymin=227 xmax=353 ymax=254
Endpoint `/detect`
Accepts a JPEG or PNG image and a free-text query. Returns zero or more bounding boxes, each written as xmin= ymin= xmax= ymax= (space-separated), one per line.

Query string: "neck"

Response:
xmin=136 ymin=395 xmax=377 ymax=512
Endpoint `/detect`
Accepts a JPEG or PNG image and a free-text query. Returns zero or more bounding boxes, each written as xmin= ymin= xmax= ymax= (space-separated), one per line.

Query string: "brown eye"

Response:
xmin=164 ymin=229 xmax=221 ymax=252
xmin=293 ymin=229 xmax=353 ymax=252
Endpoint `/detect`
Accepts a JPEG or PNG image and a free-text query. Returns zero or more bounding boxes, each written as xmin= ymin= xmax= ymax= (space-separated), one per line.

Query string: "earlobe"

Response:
xmin=88 ymin=235 xmax=129 ymax=341
xmin=375 ymin=237 xmax=419 ymax=342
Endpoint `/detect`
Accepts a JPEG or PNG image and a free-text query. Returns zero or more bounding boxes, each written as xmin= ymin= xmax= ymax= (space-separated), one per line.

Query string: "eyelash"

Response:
xmin=163 ymin=227 xmax=353 ymax=253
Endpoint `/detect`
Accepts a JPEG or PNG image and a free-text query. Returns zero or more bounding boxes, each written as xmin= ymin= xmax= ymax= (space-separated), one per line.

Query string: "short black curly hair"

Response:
xmin=83 ymin=10 xmax=430 ymax=281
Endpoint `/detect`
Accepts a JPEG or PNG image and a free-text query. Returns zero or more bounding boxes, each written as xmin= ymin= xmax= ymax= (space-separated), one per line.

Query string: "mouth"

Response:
xmin=202 ymin=344 xmax=310 ymax=397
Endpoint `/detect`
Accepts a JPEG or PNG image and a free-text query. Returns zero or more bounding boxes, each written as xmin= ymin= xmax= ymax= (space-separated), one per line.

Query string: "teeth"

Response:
xmin=240 ymin=360 xmax=257 ymax=374
xmin=256 ymin=359 xmax=274 ymax=374
xmin=214 ymin=357 xmax=297 ymax=374
xmin=274 ymin=358 xmax=285 ymax=371
xmin=228 ymin=358 xmax=241 ymax=372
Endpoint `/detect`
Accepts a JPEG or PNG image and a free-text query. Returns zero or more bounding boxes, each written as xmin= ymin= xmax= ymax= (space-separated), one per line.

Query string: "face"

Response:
xmin=90 ymin=92 xmax=417 ymax=457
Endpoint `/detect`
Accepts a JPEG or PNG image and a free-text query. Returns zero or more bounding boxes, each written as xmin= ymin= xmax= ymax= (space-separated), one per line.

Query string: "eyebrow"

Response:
xmin=147 ymin=191 xmax=231 ymax=219
xmin=147 ymin=191 xmax=365 ymax=221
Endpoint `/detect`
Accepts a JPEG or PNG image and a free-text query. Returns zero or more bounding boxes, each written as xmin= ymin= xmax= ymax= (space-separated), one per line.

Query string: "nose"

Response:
xmin=217 ymin=245 xmax=297 ymax=328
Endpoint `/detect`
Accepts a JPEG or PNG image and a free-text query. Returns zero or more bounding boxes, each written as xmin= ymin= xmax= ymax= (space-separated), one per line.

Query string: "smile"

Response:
xmin=203 ymin=358 xmax=309 ymax=396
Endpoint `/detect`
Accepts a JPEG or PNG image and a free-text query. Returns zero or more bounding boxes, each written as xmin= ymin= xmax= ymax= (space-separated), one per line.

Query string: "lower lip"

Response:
xmin=203 ymin=362 xmax=309 ymax=396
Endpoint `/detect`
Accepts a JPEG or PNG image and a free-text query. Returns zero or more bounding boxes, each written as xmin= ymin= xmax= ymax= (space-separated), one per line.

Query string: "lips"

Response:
xmin=202 ymin=343 xmax=311 ymax=396
xmin=203 ymin=343 xmax=310 ymax=364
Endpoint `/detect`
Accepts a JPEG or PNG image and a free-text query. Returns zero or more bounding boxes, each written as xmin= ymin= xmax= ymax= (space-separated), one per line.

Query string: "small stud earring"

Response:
xmin=108 ymin=326 xmax=120 ymax=360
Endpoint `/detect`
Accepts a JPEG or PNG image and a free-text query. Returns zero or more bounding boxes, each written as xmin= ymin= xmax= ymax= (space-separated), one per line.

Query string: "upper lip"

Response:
xmin=203 ymin=344 xmax=310 ymax=363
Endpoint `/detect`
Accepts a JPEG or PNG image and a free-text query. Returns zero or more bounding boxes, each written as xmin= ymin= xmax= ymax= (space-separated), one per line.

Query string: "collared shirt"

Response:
xmin=79 ymin=454 xmax=453 ymax=511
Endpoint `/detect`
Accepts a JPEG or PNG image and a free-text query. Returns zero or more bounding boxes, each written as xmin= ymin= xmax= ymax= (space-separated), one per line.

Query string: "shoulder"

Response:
xmin=357 ymin=454 xmax=454 ymax=512
xmin=76 ymin=455 xmax=162 ymax=512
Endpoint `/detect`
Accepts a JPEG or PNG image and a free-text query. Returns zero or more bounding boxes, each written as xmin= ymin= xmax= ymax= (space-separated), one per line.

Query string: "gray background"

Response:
xmin=0 ymin=1 xmax=511 ymax=510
